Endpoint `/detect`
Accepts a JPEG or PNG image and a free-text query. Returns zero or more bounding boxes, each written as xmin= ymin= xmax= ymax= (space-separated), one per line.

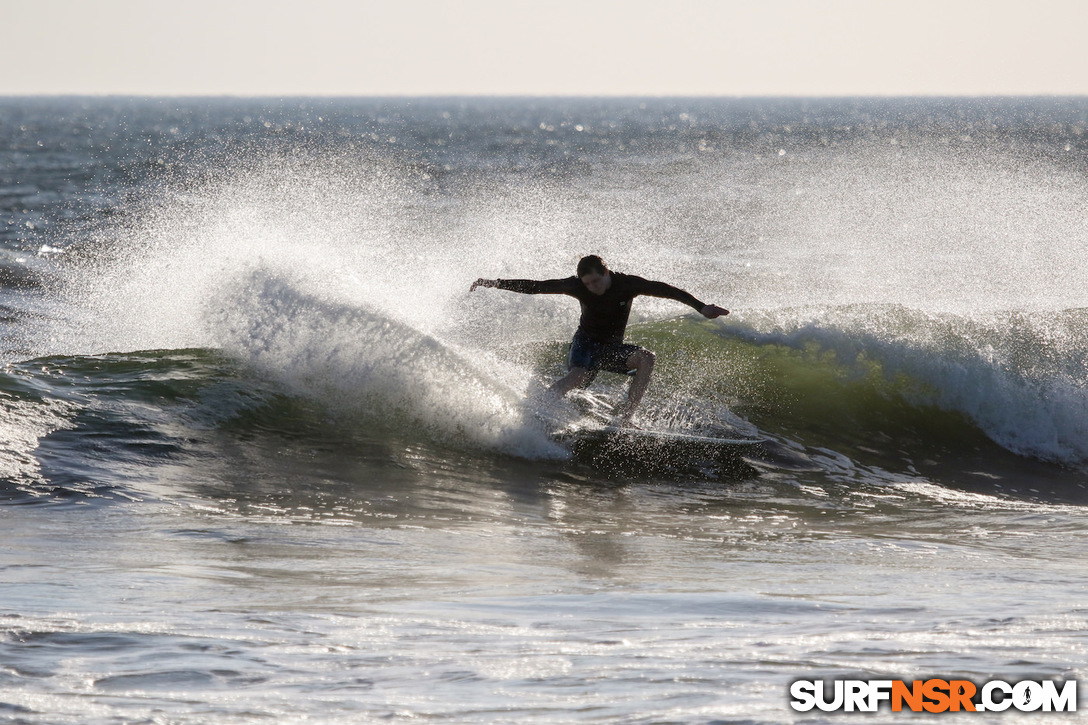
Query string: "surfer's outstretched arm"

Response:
xmin=627 ymin=276 xmax=729 ymax=320
xmin=470 ymin=277 xmax=579 ymax=295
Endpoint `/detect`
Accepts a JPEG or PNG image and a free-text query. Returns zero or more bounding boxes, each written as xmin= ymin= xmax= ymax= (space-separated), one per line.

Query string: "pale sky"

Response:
xmin=6 ymin=0 xmax=1087 ymax=96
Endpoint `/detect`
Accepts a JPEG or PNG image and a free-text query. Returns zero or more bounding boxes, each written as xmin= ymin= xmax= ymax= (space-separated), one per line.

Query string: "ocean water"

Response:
xmin=2 ymin=96 xmax=1088 ymax=723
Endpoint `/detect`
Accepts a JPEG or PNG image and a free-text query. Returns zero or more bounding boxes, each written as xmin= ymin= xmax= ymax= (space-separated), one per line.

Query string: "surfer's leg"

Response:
xmin=548 ymin=366 xmax=594 ymax=398
xmin=617 ymin=349 xmax=655 ymax=425
xmin=553 ymin=332 xmax=599 ymax=397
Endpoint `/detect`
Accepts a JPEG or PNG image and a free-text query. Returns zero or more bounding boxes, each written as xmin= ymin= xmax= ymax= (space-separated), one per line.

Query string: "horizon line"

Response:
xmin=4 ymin=92 xmax=1088 ymax=101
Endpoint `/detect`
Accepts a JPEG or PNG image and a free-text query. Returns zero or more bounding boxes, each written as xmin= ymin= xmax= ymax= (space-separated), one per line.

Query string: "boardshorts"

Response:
xmin=567 ymin=330 xmax=643 ymax=383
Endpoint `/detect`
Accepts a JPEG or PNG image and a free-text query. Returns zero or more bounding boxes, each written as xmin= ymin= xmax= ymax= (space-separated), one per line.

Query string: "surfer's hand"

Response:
xmin=701 ymin=304 xmax=729 ymax=319
xmin=471 ymin=278 xmax=496 ymax=292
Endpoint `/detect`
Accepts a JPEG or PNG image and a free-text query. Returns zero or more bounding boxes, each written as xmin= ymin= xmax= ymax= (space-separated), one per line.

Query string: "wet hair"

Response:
xmin=576 ymin=255 xmax=607 ymax=277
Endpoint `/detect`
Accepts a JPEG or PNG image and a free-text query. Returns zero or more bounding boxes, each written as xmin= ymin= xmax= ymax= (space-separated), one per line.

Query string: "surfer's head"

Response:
xmin=577 ymin=255 xmax=611 ymax=295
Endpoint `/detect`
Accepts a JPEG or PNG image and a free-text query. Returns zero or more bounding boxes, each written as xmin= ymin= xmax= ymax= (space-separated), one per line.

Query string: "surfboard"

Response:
xmin=555 ymin=423 xmax=767 ymax=477
xmin=555 ymin=424 xmax=766 ymax=448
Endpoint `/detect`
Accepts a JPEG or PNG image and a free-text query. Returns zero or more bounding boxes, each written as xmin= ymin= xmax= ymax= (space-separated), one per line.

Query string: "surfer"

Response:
xmin=471 ymin=255 xmax=729 ymax=426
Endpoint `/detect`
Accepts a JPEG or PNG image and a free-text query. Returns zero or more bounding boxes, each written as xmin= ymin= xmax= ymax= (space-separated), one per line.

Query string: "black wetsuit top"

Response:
xmin=494 ymin=272 xmax=706 ymax=343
